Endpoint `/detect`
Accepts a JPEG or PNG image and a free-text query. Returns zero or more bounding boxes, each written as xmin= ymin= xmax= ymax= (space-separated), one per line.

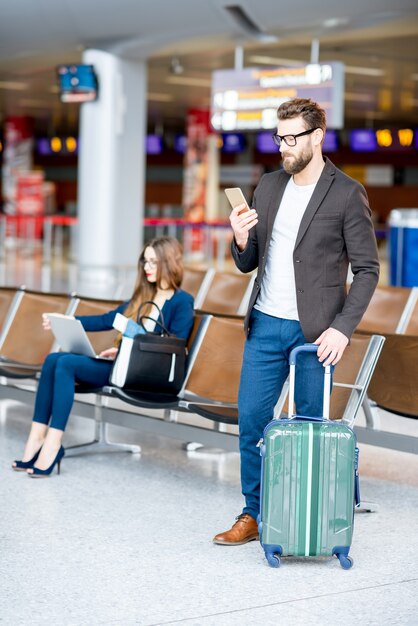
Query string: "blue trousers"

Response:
xmin=238 ymin=309 xmax=330 ymax=521
xmin=32 ymin=352 xmax=113 ymax=431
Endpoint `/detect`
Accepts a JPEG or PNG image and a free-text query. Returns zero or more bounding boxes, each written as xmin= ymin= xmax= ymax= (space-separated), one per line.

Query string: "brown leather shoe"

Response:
xmin=213 ymin=514 xmax=259 ymax=545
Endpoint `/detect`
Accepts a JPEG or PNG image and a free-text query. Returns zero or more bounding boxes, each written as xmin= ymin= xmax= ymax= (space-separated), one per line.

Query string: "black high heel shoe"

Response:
xmin=12 ymin=447 xmax=42 ymax=472
xmin=27 ymin=446 xmax=65 ymax=478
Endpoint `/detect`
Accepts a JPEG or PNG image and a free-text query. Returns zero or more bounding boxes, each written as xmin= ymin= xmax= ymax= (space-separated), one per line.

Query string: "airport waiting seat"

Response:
xmin=182 ymin=267 xmax=215 ymax=306
xmin=367 ymin=333 xmax=418 ymax=419
xmin=0 ymin=287 xmax=18 ymax=332
xmin=404 ymin=290 xmax=418 ymax=335
xmin=330 ymin=333 xmax=385 ymax=424
xmin=197 ymin=270 xmax=255 ymax=316
xmin=178 ymin=315 xmax=245 ymax=424
xmin=356 ymin=286 xmax=418 ymax=425
xmin=64 ymin=301 xmax=206 ymax=455
xmin=356 ymin=285 xmax=411 ymax=334
xmin=0 ymin=288 xmax=76 ymax=378
xmin=178 ymin=323 xmax=384 ymax=428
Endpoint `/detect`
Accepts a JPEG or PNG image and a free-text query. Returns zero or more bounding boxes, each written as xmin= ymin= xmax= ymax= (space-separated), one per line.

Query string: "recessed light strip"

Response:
xmin=166 ymin=76 xmax=212 ymax=87
xmin=345 ymin=66 xmax=384 ymax=77
xmin=249 ymin=55 xmax=384 ymax=77
xmin=147 ymin=92 xmax=173 ymax=102
xmin=0 ymin=81 xmax=29 ymax=91
xmin=249 ymin=55 xmax=301 ymax=67
xmin=345 ymin=93 xmax=375 ymax=102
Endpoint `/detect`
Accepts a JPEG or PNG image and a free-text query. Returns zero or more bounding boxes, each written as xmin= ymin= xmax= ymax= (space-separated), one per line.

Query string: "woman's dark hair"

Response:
xmin=277 ymin=98 xmax=326 ymax=134
xmin=123 ymin=236 xmax=183 ymax=321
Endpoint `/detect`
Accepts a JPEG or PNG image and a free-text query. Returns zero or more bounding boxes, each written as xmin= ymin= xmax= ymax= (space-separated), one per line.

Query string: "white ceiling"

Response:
xmin=0 ymin=0 xmax=418 ymax=134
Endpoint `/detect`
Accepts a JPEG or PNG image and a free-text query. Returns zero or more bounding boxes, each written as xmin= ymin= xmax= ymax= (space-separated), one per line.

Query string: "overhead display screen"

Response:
xmin=57 ymin=64 xmax=98 ymax=103
xmin=174 ymin=134 xmax=187 ymax=154
xmin=349 ymin=129 xmax=378 ymax=152
xmin=221 ymin=133 xmax=246 ymax=153
xmin=211 ymin=63 xmax=345 ymax=132
xmin=256 ymin=132 xmax=279 ymax=154
xmin=350 ymin=128 xmax=415 ymax=152
xmin=322 ymin=129 xmax=338 ymax=152
xmin=146 ymin=135 xmax=163 ymax=155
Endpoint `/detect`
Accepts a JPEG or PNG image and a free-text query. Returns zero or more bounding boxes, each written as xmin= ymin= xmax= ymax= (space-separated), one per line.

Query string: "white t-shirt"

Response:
xmin=255 ymin=176 xmax=317 ymax=320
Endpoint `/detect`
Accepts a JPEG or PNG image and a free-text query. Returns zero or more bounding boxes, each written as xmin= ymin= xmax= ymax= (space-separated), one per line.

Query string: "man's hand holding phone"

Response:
xmin=225 ymin=188 xmax=258 ymax=252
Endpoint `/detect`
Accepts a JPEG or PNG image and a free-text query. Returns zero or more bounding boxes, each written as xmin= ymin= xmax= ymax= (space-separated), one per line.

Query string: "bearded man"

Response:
xmin=213 ymin=98 xmax=379 ymax=546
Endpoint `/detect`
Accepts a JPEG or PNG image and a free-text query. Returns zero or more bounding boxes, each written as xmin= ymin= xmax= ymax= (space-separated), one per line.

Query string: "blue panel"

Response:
xmin=389 ymin=226 xmax=418 ymax=287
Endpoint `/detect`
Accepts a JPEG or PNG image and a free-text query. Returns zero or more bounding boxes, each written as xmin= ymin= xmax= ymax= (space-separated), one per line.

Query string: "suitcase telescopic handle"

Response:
xmin=288 ymin=343 xmax=331 ymax=421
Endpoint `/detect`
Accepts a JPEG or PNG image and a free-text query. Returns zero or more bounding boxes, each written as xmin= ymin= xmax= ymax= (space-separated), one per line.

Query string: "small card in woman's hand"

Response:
xmin=113 ymin=313 xmax=144 ymax=338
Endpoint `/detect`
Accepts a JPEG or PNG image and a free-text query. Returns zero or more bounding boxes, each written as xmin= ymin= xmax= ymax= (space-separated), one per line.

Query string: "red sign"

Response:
xmin=182 ymin=109 xmax=212 ymax=254
xmin=15 ymin=171 xmax=45 ymax=238
xmin=183 ymin=109 xmax=211 ymax=223
xmin=16 ymin=171 xmax=44 ymax=216
xmin=5 ymin=116 xmax=34 ymax=143
xmin=2 ymin=116 xmax=34 ymax=214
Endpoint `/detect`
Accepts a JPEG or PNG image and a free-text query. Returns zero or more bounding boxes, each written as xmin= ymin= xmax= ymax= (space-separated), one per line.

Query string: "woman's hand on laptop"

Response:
xmin=99 ymin=347 xmax=118 ymax=360
xmin=42 ymin=313 xmax=52 ymax=331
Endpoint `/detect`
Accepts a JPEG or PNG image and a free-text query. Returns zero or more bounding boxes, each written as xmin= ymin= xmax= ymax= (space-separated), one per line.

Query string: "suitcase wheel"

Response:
xmin=266 ymin=553 xmax=281 ymax=568
xmin=338 ymin=554 xmax=353 ymax=570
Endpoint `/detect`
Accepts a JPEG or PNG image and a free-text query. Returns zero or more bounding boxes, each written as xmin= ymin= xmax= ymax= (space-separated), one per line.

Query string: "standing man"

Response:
xmin=213 ymin=98 xmax=379 ymax=546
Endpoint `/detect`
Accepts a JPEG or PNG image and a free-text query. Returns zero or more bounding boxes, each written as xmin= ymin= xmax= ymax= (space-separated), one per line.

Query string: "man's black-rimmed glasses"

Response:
xmin=272 ymin=127 xmax=319 ymax=148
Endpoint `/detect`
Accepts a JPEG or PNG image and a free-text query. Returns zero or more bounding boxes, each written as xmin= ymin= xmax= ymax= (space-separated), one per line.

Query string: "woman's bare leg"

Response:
xmin=20 ymin=422 xmax=48 ymax=462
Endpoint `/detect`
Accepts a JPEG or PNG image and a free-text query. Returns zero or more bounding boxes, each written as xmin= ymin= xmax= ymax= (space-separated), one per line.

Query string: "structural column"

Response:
xmin=77 ymin=48 xmax=147 ymax=291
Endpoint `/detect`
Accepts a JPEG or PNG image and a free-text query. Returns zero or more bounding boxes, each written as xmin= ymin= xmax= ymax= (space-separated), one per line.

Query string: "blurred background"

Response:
xmin=0 ymin=0 xmax=417 ymax=295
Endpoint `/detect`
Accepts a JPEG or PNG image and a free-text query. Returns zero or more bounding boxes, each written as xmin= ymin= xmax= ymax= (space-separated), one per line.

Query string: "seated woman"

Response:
xmin=12 ymin=236 xmax=194 ymax=478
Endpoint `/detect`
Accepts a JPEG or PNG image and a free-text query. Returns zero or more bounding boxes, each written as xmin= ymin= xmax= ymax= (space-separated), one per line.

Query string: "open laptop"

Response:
xmin=47 ymin=313 xmax=112 ymax=360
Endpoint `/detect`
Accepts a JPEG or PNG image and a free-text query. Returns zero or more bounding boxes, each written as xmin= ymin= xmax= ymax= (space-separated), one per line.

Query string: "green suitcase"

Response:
xmin=258 ymin=344 xmax=359 ymax=569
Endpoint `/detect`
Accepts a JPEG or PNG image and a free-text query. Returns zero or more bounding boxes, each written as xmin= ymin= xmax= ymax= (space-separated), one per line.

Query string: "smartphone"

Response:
xmin=224 ymin=188 xmax=250 ymax=214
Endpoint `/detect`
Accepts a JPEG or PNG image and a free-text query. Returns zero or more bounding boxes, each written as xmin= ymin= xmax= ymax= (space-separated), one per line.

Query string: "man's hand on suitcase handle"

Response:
xmin=314 ymin=328 xmax=349 ymax=366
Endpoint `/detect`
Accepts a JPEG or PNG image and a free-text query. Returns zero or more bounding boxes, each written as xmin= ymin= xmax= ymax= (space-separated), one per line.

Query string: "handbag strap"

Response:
xmin=137 ymin=300 xmax=170 ymax=336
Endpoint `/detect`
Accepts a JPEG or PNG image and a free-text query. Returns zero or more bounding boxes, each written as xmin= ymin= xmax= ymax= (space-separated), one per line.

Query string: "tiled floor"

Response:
xmin=1 ymin=403 xmax=418 ymax=625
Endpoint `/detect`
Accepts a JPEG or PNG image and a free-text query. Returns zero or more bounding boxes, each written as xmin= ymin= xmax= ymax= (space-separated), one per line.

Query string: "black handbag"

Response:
xmin=110 ymin=301 xmax=187 ymax=395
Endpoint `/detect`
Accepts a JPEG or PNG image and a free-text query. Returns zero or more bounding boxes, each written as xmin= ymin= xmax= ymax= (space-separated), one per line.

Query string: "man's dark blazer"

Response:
xmin=231 ymin=157 xmax=379 ymax=342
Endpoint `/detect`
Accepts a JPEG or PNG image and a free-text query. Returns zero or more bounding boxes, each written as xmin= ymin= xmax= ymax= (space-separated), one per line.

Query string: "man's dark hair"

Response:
xmin=277 ymin=98 xmax=326 ymax=133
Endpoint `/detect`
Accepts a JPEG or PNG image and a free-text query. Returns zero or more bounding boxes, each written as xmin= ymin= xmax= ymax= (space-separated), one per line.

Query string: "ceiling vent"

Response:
xmin=224 ymin=5 xmax=277 ymax=43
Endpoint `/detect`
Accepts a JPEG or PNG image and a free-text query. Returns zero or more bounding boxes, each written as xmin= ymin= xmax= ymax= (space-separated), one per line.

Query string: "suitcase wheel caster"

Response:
xmin=338 ymin=555 xmax=353 ymax=569
xmin=266 ymin=553 xmax=281 ymax=568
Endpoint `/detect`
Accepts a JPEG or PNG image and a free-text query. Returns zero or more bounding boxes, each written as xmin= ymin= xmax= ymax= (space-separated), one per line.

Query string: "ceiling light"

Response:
xmin=18 ymin=98 xmax=54 ymax=108
xmin=66 ymin=137 xmax=77 ymax=152
xmin=147 ymin=92 xmax=173 ymax=102
xmin=166 ymin=76 xmax=212 ymax=88
xmin=0 ymin=81 xmax=29 ymax=91
xmin=364 ymin=110 xmax=387 ymax=119
xmin=344 ymin=93 xmax=374 ymax=102
xmin=249 ymin=57 xmax=385 ymax=78
xmin=345 ymin=66 xmax=384 ymax=77
xmin=322 ymin=17 xmax=349 ymax=28
xmin=51 ymin=137 xmax=62 ymax=152
xmin=170 ymin=57 xmax=184 ymax=75
xmin=249 ymin=55 xmax=302 ymax=67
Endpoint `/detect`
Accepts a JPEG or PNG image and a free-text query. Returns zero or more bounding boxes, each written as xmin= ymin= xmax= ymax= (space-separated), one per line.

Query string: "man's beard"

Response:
xmin=282 ymin=146 xmax=313 ymax=175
